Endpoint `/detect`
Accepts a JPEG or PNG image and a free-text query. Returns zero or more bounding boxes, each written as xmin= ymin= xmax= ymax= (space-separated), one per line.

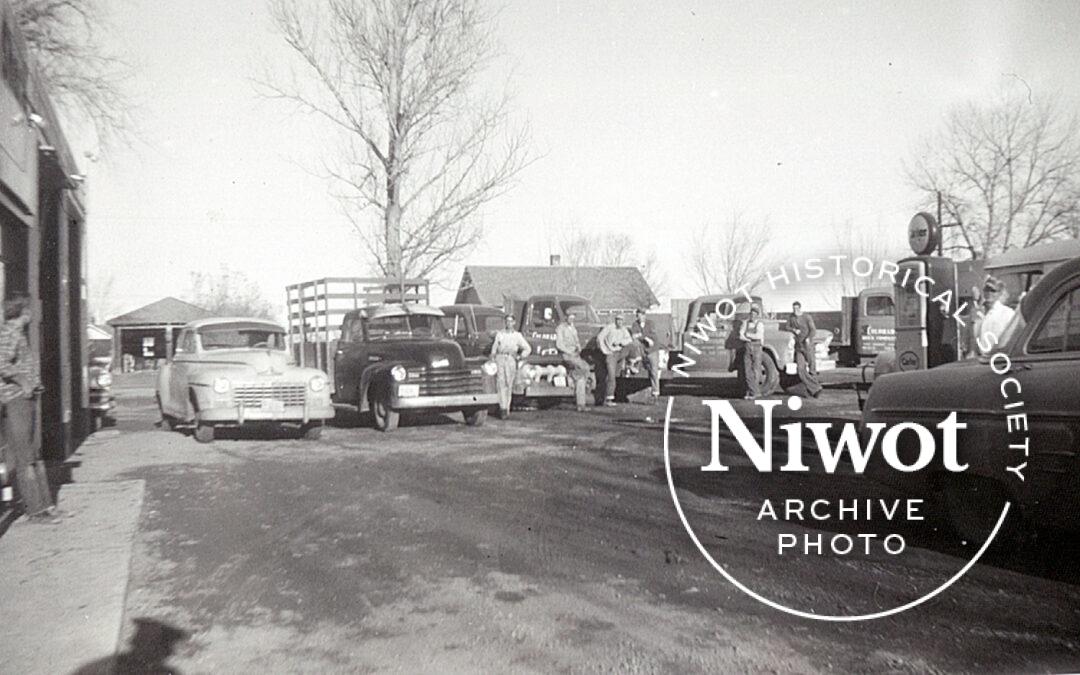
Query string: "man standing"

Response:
xmin=629 ymin=308 xmax=661 ymax=398
xmin=0 ymin=295 xmax=53 ymax=522
xmin=596 ymin=314 xmax=634 ymax=407
xmin=555 ymin=312 xmax=590 ymax=412
xmin=739 ymin=305 xmax=765 ymax=399
xmin=489 ymin=314 xmax=531 ymax=419
xmin=974 ymin=276 xmax=1015 ymax=354
xmin=786 ymin=301 xmax=823 ymax=398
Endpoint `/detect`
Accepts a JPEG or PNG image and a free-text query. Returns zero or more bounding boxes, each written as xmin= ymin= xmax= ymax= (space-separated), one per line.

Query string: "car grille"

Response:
xmin=417 ymin=369 xmax=485 ymax=396
xmin=233 ymin=383 xmax=307 ymax=407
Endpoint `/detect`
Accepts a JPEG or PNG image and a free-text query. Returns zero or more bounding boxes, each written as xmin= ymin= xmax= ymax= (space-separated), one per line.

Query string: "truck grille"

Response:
xmin=417 ymin=369 xmax=484 ymax=396
xmin=233 ymin=383 xmax=307 ymax=407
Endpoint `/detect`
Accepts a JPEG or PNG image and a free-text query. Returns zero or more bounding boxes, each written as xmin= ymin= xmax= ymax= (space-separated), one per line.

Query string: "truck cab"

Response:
xmin=333 ymin=304 xmax=499 ymax=430
xmin=440 ymin=304 xmax=505 ymax=359
xmin=815 ymin=286 xmax=896 ymax=367
xmin=511 ymin=294 xmax=604 ymax=405
xmin=668 ymin=295 xmax=791 ymax=393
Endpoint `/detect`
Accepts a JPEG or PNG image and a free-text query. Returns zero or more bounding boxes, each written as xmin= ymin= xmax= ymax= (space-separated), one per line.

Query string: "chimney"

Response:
xmin=550 ymin=254 xmax=561 ymax=266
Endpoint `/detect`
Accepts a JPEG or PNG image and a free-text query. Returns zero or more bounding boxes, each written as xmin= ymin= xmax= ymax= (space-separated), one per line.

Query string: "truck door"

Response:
xmin=856 ymin=290 xmax=896 ymax=358
xmin=333 ymin=316 xmax=368 ymax=403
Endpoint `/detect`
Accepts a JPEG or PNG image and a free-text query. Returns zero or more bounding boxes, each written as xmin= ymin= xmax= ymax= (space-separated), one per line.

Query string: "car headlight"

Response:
xmin=212 ymin=377 xmax=231 ymax=394
xmin=309 ymin=375 xmax=327 ymax=392
xmin=96 ymin=372 xmax=112 ymax=388
xmin=390 ymin=365 xmax=408 ymax=382
xmin=481 ymin=361 xmax=498 ymax=376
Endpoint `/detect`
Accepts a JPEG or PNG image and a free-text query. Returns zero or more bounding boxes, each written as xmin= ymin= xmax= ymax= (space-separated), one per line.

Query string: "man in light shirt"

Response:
xmin=555 ymin=312 xmax=590 ymax=412
xmin=596 ymin=314 xmax=634 ymax=406
xmin=739 ymin=305 xmax=765 ymax=399
xmin=975 ymin=276 xmax=1015 ymax=355
xmin=490 ymin=314 xmax=531 ymax=419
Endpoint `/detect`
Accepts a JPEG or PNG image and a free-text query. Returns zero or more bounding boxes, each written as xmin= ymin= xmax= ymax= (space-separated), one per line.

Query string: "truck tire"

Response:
xmin=156 ymin=394 xmax=175 ymax=431
xmin=463 ymin=408 xmax=487 ymax=426
xmin=194 ymin=423 xmax=214 ymax=444
xmin=943 ymin=476 xmax=1022 ymax=551
xmin=370 ymin=386 xmax=400 ymax=432
xmin=761 ymin=353 xmax=780 ymax=395
xmin=300 ymin=422 xmax=323 ymax=440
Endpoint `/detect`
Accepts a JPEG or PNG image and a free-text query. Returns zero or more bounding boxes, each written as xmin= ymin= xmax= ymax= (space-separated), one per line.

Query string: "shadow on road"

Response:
xmin=659 ymin=462 xmax=1080 ymax=587
xmin=70 ymin=617 xmax=190 ymax=675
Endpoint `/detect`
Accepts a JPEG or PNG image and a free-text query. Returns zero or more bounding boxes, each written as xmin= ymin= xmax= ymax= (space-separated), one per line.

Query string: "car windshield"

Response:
xmin=366 ymin=314 xmax=447 ymax=340
xmin=199 ymin=325 xmax=287 ymax=351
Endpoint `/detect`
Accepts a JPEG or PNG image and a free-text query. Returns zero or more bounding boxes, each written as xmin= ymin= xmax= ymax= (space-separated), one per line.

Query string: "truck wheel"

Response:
xmin=156 ymin=394 xmax=175 ymax=431
xmin=194 ymin=423 xmax=215 ymax=444
xmin=463 ymin=408 xmax=487 ymax=426
xmin=300 ymin=422 xmax=323 ymax=440
xmin=943 ymin=476 xmax=1022 ymax=551
xmin=370 ymin=387 xmax=400 ymax=432
xmin=761 ymin=354 xmax=780 ymax=394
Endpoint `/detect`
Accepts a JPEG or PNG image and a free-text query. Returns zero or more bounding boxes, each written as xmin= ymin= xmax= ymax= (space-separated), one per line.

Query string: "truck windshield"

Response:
xmin=366 ymin=314 xmax=447 ymax=340
xmin=199 ymin=326 xmax=287 ymax=351
xmin=559 ymin=300 xmax=599 ymax=323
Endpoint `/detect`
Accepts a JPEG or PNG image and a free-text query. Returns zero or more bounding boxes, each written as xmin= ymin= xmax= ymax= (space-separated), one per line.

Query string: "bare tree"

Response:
xmin=263 ymin=0 xmax=530 ymax=280
xmin=86 ymin=271 xmax=116 ymax=324
xmin=687 ymin=214 xmax=773 ymax=295
xmin=12 ymin=0 xmax=134 ymax=149
xmin=905 ymin=87 xmax=1080 ymax=258
xmin=188 ymin=268 xmax=276 ymax=320
xmin=827 ymin=219 xmax=905 ymax=297
xmin=551 ymin=225 xmax=666 ymax=307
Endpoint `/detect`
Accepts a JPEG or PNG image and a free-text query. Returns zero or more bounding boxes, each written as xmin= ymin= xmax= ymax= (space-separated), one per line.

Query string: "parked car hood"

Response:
xmin=193 ymin=349 xmax=298 ymax=376
xmin=864 ymin=358 xmax=987 ymax=414
xmin=364 ymin=339 xmax=468 ymax=369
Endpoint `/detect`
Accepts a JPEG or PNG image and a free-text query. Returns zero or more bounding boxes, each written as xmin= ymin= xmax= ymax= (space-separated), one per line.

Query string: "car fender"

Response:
xmin=357 ymin=361 xmax=413 ymax=411
xmin=155 ymin=363 xmax=173 ymax=410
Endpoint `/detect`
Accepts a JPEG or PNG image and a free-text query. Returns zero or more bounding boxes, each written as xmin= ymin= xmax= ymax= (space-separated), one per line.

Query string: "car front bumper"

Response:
xmin=198 ymin=402 xmax=336 ymax=425
xmin=390 ymin=392 xmax=499 ymax=410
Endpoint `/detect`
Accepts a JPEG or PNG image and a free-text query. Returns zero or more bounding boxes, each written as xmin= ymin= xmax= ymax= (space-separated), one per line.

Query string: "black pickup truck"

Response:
xmin=333 ymin=304 xmax=499 ymax=430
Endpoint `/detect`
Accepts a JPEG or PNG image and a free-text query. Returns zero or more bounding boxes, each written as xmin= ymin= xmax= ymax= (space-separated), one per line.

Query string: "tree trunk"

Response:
xmin=385 ymin=178 xmax=403 ymax=279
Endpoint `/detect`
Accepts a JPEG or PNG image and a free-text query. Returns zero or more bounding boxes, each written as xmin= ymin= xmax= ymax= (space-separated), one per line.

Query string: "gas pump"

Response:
xmin=891 ymin=213 xmax=982 ymax=372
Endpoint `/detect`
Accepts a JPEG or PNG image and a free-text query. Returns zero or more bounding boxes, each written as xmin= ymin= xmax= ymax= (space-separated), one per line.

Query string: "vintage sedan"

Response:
xmin=156 ymin=318 xmax=334 ymax=443
xmin=863 ymin=255 xmax=1080 ymax=545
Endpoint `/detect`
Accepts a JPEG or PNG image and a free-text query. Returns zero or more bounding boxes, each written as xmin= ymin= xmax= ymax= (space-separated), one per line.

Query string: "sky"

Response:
xmin=78 ymin=0 xmax=1080 ymax=321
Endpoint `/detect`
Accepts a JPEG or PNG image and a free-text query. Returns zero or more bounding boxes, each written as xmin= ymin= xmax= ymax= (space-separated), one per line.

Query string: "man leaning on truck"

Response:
xmin=555 ymin=312 xmax=590 ymax=412
xmin=597 ymin=314 xmax=634 ymax=407
xmin=490 ymin=314 xmax=531 ymax=419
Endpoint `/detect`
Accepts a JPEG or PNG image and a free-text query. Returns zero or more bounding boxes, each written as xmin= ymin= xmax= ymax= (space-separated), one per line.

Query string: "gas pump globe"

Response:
xmin=892 ymin=213 xmax=982 ymax=371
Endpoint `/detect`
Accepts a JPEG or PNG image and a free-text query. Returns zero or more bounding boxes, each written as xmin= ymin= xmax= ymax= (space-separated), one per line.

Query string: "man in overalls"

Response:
xmin=786 ymin=301 xmax=822 ymax=398
xmin=489 ymin=314 xmax=531 ymax=419
xmin=739 ymin=305 xmax=765 ymax=399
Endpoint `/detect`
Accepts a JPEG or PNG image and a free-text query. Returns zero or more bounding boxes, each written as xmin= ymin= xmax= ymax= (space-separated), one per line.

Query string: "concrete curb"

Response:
xmin=0 ymin=478 xmax=145 ymax=674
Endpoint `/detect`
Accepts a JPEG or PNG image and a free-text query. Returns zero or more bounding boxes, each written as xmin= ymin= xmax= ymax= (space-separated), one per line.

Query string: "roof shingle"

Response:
xmin=456 ymin=266 xmax=658 ymax=310
xmin=107 ymin=297 xmax=216 ymax=327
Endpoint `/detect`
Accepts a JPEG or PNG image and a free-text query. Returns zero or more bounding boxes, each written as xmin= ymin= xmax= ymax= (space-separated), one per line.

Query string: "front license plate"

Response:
xmin=262 ymin=399 xmax=286 ymax=413
xmin=398 ymin=384 xmax=420 ymax=398
xmin=553 ymin=375 xmax=567 ymax=387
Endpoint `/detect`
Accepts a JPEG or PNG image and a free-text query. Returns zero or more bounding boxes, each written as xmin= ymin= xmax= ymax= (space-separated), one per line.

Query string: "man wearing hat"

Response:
xmin=975 ymin=276 xmax=1015 ymax=354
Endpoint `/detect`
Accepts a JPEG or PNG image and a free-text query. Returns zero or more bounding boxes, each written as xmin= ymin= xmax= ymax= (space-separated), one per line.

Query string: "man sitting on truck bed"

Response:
xmin=555 ymin=312 xmax=590 ymax=412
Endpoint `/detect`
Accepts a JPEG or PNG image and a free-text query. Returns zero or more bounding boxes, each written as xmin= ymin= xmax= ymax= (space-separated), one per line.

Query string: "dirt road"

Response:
xmin=97 ymin=386 xmax=1080 ymax=673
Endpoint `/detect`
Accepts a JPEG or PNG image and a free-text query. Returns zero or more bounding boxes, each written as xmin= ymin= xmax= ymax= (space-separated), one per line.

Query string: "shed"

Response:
xmin=107 ymin=297 xmax=216 ymax=371
xmin=456 ymin=265 xmax=658 ymax=315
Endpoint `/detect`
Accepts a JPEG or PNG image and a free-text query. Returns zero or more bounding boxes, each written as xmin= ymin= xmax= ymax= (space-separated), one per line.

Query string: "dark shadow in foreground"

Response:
xmin=71 ymin=618 xmax=190 ymax=675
